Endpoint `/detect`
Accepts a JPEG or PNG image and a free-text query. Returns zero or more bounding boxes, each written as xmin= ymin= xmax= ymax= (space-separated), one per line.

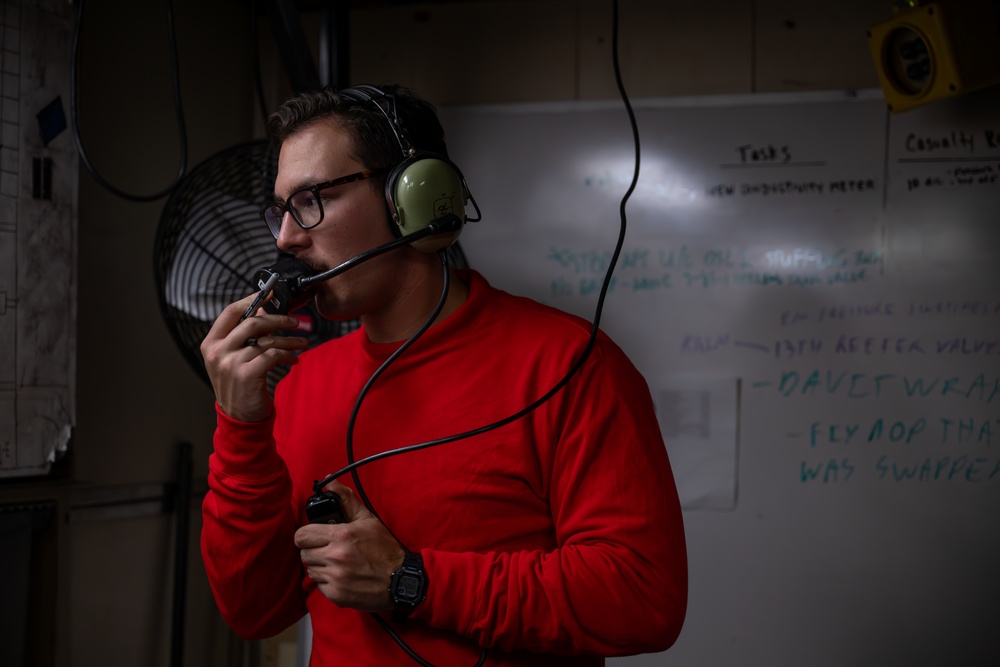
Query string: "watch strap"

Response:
xmin=389 ymin=551 xmax=427 ymax=622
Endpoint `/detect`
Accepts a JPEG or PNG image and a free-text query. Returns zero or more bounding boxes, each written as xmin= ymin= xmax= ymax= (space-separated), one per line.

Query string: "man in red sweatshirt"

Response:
xmin=200 ymin=83 xmax=687 ymax=666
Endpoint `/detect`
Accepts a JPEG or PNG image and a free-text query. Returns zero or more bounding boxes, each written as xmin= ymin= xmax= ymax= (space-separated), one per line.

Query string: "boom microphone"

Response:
xmin=251 ymin=214 xmax=463 ymax=316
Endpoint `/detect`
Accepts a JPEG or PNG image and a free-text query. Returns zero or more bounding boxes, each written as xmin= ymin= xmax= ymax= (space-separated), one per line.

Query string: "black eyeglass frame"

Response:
xmin=261 ymin=167 xmax=391 ymax=238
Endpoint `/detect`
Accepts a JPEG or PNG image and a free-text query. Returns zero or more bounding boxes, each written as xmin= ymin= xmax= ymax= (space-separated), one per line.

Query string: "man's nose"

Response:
xmin=275 ymin=211 xmax=308 ymax=252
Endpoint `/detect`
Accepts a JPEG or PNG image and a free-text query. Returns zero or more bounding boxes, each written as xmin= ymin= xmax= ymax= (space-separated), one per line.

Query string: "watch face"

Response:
xmin=396 ymin=575 xmax=421 ymax=600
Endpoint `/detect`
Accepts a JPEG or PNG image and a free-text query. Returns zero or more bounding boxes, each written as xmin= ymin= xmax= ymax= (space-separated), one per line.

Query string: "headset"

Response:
xmin=337 ymin=84 xmax=481 ymax=253
xmin=245 ymin=84 xmax=481 ymax=318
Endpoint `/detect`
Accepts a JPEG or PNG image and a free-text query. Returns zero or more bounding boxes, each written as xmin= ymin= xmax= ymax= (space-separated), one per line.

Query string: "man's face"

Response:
xmin=273 ymin=119 xmax=398 ymax=321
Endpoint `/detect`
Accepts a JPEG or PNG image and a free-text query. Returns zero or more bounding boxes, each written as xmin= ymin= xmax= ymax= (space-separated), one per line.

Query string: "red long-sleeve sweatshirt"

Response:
xmin=201 ymin=270 xmax=687 ymax=666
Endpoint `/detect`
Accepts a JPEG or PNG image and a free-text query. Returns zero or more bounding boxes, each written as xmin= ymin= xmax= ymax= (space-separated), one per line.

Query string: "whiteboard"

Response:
xmin=439 ymin=88 xmax=1000 ymax=667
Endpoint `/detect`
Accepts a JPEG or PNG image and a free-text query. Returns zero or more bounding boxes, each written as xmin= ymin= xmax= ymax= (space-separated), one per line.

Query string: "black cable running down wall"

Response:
xmin=70 ymin=0 xmax=189 ymax=202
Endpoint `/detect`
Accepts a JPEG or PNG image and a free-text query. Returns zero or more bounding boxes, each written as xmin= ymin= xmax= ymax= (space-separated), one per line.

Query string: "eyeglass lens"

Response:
xmin=262 ymin=170 xmax=387 ymax=239
xmin=288 ymin=189 xmax=324 ymax=227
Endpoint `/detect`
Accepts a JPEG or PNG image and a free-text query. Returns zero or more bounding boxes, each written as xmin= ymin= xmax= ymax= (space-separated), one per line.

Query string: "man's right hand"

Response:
xmin=200 ymin=294 xmax=309 ymax=422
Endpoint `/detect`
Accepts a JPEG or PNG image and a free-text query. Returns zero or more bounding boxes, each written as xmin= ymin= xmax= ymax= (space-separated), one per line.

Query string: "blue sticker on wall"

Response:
xmin=37 ymin=97 xmax=68 ymax=146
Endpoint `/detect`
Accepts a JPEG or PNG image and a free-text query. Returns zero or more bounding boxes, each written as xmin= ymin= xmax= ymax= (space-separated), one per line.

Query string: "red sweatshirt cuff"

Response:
xmin=210 ymin=403 xmax=285 ymax=481
xmin=413 ymin=548 xmax=480 ymax=632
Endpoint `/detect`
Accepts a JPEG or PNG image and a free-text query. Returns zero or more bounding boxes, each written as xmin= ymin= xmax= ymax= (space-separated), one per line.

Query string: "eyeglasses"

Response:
xmin=260 ymin=168 xmax=390 ymax=238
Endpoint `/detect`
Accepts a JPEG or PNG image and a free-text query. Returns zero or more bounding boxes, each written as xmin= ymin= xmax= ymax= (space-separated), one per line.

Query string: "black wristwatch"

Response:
xmin=389 ymin=551 xmax=428 ymax=622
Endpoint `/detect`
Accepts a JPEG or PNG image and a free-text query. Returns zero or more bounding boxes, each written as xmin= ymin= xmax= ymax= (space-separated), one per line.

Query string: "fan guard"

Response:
xmin=154 ymin=139 xmax=356 ymax=390
xmin=154 ymin=139 xmax=469 ymax=391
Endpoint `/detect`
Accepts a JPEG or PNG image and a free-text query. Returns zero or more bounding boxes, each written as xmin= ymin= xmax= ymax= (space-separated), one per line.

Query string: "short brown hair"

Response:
xmin=265 ymin=84 xmax=450 ymax=172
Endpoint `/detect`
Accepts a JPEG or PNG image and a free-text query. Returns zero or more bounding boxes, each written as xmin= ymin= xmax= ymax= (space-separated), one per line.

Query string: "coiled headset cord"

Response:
xmin=319 ymin=0 xmax=639 ymax=664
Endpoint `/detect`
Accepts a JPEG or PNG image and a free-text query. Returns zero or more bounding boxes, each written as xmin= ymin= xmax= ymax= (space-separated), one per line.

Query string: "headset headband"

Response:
xmin=338 ymin=85 xmax=415 ymax=159
xmin=334 ymin=84 xmax=482 ymax=249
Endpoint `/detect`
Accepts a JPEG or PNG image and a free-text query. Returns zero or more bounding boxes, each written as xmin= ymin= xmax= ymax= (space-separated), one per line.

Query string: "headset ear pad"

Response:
xmin=385 ymin=154 xmax=468 ymax=253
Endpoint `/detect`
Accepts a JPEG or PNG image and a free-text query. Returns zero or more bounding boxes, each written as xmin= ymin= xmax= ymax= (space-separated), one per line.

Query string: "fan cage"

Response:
xmin=154 ymin=140 xmax=355 ymax=390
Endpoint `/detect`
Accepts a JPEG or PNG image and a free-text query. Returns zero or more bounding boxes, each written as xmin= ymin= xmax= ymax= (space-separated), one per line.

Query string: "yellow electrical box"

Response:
xmin=867 ymin=1 xmax=1000 ymax=112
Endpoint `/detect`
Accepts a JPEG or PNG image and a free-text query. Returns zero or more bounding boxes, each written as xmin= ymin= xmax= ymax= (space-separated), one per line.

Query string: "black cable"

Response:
xmin=314 ymin=0 xmax=639 ymax=493
xmin=371 ymin=612 xmax=488 ymax=667
xmin=339 ymin=253 xmax=489 ymax=667
xmin=70 ymin=0 xmax=189 ymax=202
xmin=345 ymin=252 xmax=451 ymax=530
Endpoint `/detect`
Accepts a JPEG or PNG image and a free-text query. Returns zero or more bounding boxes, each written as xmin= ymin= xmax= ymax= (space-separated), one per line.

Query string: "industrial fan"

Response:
xmin=153 ymin=139 xmax=468 ymax=390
